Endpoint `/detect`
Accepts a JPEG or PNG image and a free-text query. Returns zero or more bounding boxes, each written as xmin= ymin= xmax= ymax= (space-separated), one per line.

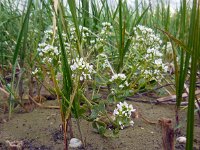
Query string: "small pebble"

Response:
xmin=176 ymin=136 xmax=186 ymax=144
xmin=69 ymin=138 xmax=82 ymax=148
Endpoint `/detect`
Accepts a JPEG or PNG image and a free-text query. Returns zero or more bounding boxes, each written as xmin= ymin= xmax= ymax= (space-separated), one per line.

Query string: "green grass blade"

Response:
xmin=57 ymin=13 xmax=72 ymax=97
xmin=117 ymin=0 xmax=123 ymax=73
xmin=186 ymin=0 xmax=199 ymax=149
xmin=82 ymin=0 xmax=89 ymax=28
xmin=67 ymin=0 xmax=82 ymax=56
xmin=176 ymin=0 xmax=187 ymax=108
xmin=11 ymin=0 xmax=32 ymax=85
xmin=10 ymin=0 xmax=32 ymax=118
xmin=123 ymin=6 xmax=150 ymax=58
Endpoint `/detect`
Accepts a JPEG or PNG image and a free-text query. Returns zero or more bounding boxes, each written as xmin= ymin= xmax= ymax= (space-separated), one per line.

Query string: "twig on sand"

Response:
xmin=29 ymin=95 xmax=59 ymax=109
xmin=126 ymin=90 xmax=200 ymax=106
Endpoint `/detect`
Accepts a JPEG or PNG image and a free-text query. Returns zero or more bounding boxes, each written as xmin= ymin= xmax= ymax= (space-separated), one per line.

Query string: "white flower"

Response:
xmin=147 ymin=48 xmax=154 ymax=53
xmin=32 ymin=68 xmax=39 ymax=75
xmin=118 ymin=74 xmax=126 ymax=80
xmin=70 ymin=63 xmax=78 ymax=71
xmin=109 ymin=73 xmax=126 ymax=82
xmin=80 ymin=76 xmax=84 ymax=81
xmin=163 ymin=65 xmax=168 ymax=72
xmin=53 ymin=47 xmax=59 ymax=55
xmin=130 ymin=120 xmax=134 ymax=126
xmin=62 ymin=33 xmax=67 ymax=37
xmin=155 ymin=59 xmax=162 ymax=65
xmin=119 ymin=121 xmax=122 ymax=125
xmin=38 ymin=42 xmax=46 ymax=47
xmin=119 ymin=84 xmax=124 ymax=89
xmin=48 ymin=58 xmax=52 ymax=63
xmin=117 ymin=103 xmax=123 ymax=111
xmin=113 ymin=109 xmax=119 ymax=115
xmin=124 ymin=81 xmax=129 ymax=86
xmin=155 ymin=51 xmax=162 ymax=57
xmin=70 ymin=27 xmax=75 ymax=32
xmin=123 ymin=101 xmax=129 ymax=108
xmin=120 ymin=125 xmax=124 ymax=130
xmin=99 ymin=53 xmax=107 ymax=58
xmin=39 ymin=52 xmax=43 ymax=56
xmin=111 ymin=89 xmax=115 ymax=94
xmin=87 ymin=74 xmax=92 ymax=80
xmin=90 ymin=40 xmax=95 ymax=44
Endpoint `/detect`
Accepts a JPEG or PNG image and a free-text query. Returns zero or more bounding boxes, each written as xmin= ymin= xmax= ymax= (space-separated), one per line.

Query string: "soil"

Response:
xmin=0 ymin=99 xmax=200 ymax=150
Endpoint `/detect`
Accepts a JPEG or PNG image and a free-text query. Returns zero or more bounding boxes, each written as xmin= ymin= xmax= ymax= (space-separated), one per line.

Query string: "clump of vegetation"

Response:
xmin=0 ymin=0 xmax=200 ymax=150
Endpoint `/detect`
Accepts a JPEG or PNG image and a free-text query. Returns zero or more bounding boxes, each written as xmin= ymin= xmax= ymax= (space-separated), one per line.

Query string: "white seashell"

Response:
xmin=176 ymin=137 xmax=186 ymax=144
xmin=6 ymin=140 xmax=23 ymax=150
xmin=69 ymin=138 xmax=83 ymax=148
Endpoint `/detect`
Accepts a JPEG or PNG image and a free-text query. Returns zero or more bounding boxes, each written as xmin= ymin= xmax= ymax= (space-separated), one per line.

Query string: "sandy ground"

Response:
xmin=0 ymin=99 xmax=200 ymax=150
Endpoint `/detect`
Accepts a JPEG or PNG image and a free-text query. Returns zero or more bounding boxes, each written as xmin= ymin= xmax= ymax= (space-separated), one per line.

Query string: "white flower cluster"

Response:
xmin=146 ymin=47 xmax=162 ymax=58
xmin=143 ymin=69 xmax=158 ymax=80
xmin=79 ymin=25 xmax=91 ymax=42
xmin=44 ymin=28 xmax=53 ymax=40
xmin=43 ymin=26 xmax=59 ymax=42
xmin=113 ymin=101 xmax=136 ymax=129
xmin=109 ymin=73 xmax=126 ymax=82
xmin=101 ymin=22 xmax=113 ymax=35
xmin=129 ymin=25 xmax=169 ymax=81
xmin=37 ymin=42 xmax=60 ymax=63
xmin=69 ymin=25 xmax=92 ymax=43
xmin=97 ymin=22 xmax=113 ymax=43
xmin=64 ymin=42 xmax=71 ymax=50
xmin=36 ymin=27 xmax=62 ymax=64
xmin=133 ymin=25 xmax=162 ymax=46
xmin=98 ymin=53 xmax=109 ymax=69
xmin=69 ymin=27 xmax=77 ymax=42
xmin=70 ymin=58 xmax=95 ymax=81
xmin=102 ymin=59 xmax=109 ymax=69
xmin=109 ymin=73 xmax=129 ymax=89
xmin=132 ymin=25 xmax=162 ymax=58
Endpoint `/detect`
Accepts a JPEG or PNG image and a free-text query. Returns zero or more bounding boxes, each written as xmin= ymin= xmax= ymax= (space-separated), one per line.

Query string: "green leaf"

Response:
xmin=98 ymin=126 xmax=106 ymax=135
xmin=90 ymin=102 xmax=106 ymax=119
xmin=186 ymin=1 xmax=200 ymax=149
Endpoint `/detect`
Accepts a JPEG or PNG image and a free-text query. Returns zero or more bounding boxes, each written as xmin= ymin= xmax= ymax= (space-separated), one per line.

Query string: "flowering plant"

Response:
xmin=37 ymin=42 xmax=60 ymax=64
xmin=113 ymin=101 xmax=136 ymax=129
xmin=70 ymin=57 xmax=95 ymax=81
xmin=31 ymin=27 xmax=62 ymax=81
xmin=108 ymin=73 xmax=133 ymax=102
xmin=122 ymin=25 xmax=168 ymax=87
xmin=94 ymin=22 xmax=114 ymax=54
